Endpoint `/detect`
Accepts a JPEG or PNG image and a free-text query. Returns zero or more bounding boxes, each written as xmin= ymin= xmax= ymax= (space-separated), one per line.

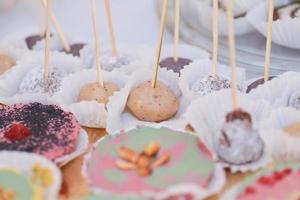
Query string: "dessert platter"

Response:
xmin=1 ymin=0 xmax=300 ymax=200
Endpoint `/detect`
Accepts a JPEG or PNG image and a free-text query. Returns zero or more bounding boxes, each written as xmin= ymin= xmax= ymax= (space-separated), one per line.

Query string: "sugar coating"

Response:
xmin=191 ymin=75 xmax=231 ymax=96
xmin=214 ymin=120 xmax=264 ymax=165
xmin=288 ymin=91 xmax=300 ymax=110
xmin=101 ymin=52 xmax=132 ymax=71
xmin=19 ymin=66 xmax=67 ymax=95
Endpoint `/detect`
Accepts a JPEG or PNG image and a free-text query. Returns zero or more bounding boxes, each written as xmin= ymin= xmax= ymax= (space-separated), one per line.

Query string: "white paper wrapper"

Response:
xmin=260 ymin=107 xmax=300 ymax=162
xmin=0 ymin=50 xmax=81 ymax=98
xmin=197 ymin=0 xmax=254 ymax=35
xmin=247 ymin=71 xmax=300 ymax=108
xmin=106 ymin=67 xmax=189 ymax=134
xmin=79 ymin=43 xmax=153 ymax=74
xmin=0 ymin=151 xmax=62 ymax=200
xmin=247 ymin=1 xmax=300 ymax=49
xmin=179 ymin=58 xmax=246 ymax=102
xmin=55 ymin=129 xmax=89 ymax=166
xmin=53 ymin=69 xmax=129 ymax=128
xmin=184 ymin=89 xmax=272 ymax=172
xmin=82 ymin=132 xmax=226 ymax=200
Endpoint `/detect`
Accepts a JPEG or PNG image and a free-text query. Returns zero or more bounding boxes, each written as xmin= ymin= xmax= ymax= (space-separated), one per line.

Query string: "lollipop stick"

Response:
xmin=173 ymin=0 xmax=180 ymax=62
xmin=151 ymin=0 xmax=169 ymax=88
xmin=41 ymin=0 xmax=70 ymax=52
xmin=225 ymin=0 xmax=238 ymax=110
xmin=212 ymin=0 xmax=219 ymax=77
xmin=44 ymin=0 xmax=51 ymax=81
xmin=39 ymin=1 xmax=46 ymax=36
xmin=104 ymin=0 xmax=118 ymax=56
xmin=91 ymin=0 xmax=104 ymax=87
xmin=264 ymin=0 xmax=274 ymax=82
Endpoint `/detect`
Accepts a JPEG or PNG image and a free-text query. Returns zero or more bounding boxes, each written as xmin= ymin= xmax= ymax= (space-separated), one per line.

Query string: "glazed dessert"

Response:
xmin=0 ymin=103 xmax=80 ymax=161
xmin=126 ymin=80 xmax=179 ymax=122
xmin=159 ymin=57 xmax=192 ymax=76
xmin=101 ymin=51 xmax=132 ymax=71
xmin=63 ymin=43 xmax=86 ymax=57
xmin=78 ymin=82 xmax=120 ymax=104
xmin=85 ymin=127 xmax=219 ymax=199
xmin=273 ymin=1 xmax=300 ymax=20
xmin=214 ymin=109 xmax=265 ymax=165
xmin=0 ymin=52 xmax=16 ymax=76
xmin=246 ymin=76 xmax=276 ymax=94
xmin=191 ymin=75 xmax=232 ymax=96
xmin=18 ymin=66 xmax=68 ymax=95
xmin=232 ymin=164 xmax=300 ymax=200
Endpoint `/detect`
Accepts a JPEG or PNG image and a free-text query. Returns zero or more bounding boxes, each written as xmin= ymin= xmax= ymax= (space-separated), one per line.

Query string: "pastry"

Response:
xmin=0 ymin=103 xmax=81 ymax=161
xmin=159 ymin=57 xmax=192 ymax=76
xmin=191 ymin=75 xmax=232 ymax=96
xmin=246 ymin=76 xmax=276 ymax=94
xmin=214 ymin=109 xmax=265 ymax=165
xmin=273 ymin=1 xmax=300 ymax=21
xmin=126 ymin=80 xmax=179 ymax=122
xmin=63 ymin=43 xmax=86 ymax=57
xmin=78 ymin=82 xmax=119 ymax=104
xmin=0 ymin=52 xmax=16 ymax=76
xmin=85 ymin=127 xmax=220 ymax=199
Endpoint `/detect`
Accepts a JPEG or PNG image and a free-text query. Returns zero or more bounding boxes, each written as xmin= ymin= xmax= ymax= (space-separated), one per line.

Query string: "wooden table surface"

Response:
xmin=60 ymin=127 xmax=254 ymax=200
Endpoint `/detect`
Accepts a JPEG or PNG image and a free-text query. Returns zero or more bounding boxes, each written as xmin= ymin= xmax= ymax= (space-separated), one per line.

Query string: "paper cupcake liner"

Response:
xmin=106 ymin=67 xmax=188 ymax=134
xmin=179 ymin=58 xmax=246 ymax=102
xmin=247 ymin=2 xmax=300 ymax=49
xmin=260 ymin=107 xmax=300 ymax=162
xmin=0 ymin=50 xmax=82 ymax=98
xmin=197 ymin=0 xmax=254 ymax=35
xmin=247 ymin=71 xmax=300 ymax=108
xmin=53 ymin=69 xmax=128 ymax=128
xmin=0 ymin=151 xmax=62 ymax=200
xmin=184 ymin=89 xmax=272 ymax=172
xmin=82 ymin=132 xmax=226 ymax=200
xmin=219 ymin=0 xmax=262 ymax=14
xmin=55 ymin=128 xmax=89 ymax=167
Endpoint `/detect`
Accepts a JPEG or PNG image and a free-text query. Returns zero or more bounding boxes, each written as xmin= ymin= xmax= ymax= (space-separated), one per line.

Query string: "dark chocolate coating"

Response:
xmin=225 ymin=109 xmax=252 ymax=124
xmin=25 ymin=34 xmax=45 ymax=50
xmin=159 ymin=57 xmax=192 ymax=76
xmin=63 ymin=43 xmax=86 ymax=57
xmin=273 ymin=1 xmax=300 ymax=21
xmin=246 ymin=76 xmax=276 ymax=94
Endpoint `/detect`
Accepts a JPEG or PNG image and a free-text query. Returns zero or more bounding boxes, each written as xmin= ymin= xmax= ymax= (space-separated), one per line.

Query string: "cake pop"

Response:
xmin=63 ymin=43 xmax=85 ymax=57
xmin=288 ymin=91 xmax=300 ymax=110
xmin=126 ymin=80 xmax=179 ymax=122
xmin=246 ymin=76 xmax=276 ymax=93
xmin=101 ymin=51 xmax=132 ymax=71
xmin=273 ymin=1 xmax=300 ymax=20
xmin=0 ymin=53 xmax=15 ymax=75
xmin=214 ymin=109 xmax=265 ymax=165
xmin=78 ymin=82 xmax=119 ymax=104
xmin=25 ymin=33 xmax=46 ymax=50
xmin=159 ymin=57 xmax=192 ymax=75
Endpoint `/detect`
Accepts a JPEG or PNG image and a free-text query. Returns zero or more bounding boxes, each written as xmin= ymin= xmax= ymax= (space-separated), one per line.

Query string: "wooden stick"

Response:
xmin=44 ymin=0 xmax=51 ymax=81
xmin=212 ymin=0 xmax=219 ymax=77
xmin=91 ymin=0 xmax=104 ymax=87
xmin=41 ymin=0 xmax=70 ymax=52
xmin=104 ymin=0 xmax=118 ymax=56
xmin=151 ymin=0 xmax=169 ymax=88
xmin=264 ymin=0 xmax=274 ymax=82
xmin=225 ymin=0 xmax=238 ymax=110
xmin=173 ymin=0 xmax=180 ymax=62
xmin=39 ymin=0 xmax=46 ymax=36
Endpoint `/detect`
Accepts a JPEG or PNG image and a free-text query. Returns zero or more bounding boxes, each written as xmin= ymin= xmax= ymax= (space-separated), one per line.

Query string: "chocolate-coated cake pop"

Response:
xmin=191 ymin=75 xmax=232 ymax=96
xmin=273 ymin=1 xmax=300 ymax=20
xmin=127 ymin=80 xmax=179 ymax=122
xmin=78 ymin=82 xmax=119 ymax=104
xmin=246 ymin=76 xmax=276 ymax=94
xmin=25 ymin=34 xmax=45 ymax=50
xmin=214 ymin=109 xmax=264 ymax=165
xmin=159 ymin=57 xmax=192 ymax=76
xmin=0 ymin=53 xmax=16 ymax=75
xmin=63 ymin=43 xmax=86 ymax=57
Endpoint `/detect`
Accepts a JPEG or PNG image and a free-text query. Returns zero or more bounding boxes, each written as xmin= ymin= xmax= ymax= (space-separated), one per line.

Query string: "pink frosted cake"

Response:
xmin=0 ymin=102 xmax=81 ymax=161
xmin=85 ymin=127 xmax=222 ymax=199
xmin=230 ymin=163 xmax=300 ymax=200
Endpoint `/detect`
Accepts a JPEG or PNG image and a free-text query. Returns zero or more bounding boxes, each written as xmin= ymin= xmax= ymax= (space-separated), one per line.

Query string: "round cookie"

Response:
xmin=191 ymin=75 xmax=231 ymax=96
xmin=0 ymin=53 xmax=16 ymax=76
xmin=214 ymin=110 xmax=265 ymax=165
xmin=126 ymin=80 xmax=179 ymax=122
xmin=0 ymin=103 xmax=81 ymax=161
xmin=63 ymin=43 xmax=85 ymax=57
xmin=85 ymin=127 xmax=217 ymax=198
xmin=159 ymin=57 xmax=192 ymax=76
xmin=78 ymin=82 xmax=120 ymax=104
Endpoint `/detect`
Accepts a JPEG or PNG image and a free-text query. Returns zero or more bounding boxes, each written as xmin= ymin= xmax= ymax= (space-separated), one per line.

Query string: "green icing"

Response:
xmin=104 ymin=169 xmax=127 ymax=183
xmin=0 ymin=170 xmax=33 ymax=200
